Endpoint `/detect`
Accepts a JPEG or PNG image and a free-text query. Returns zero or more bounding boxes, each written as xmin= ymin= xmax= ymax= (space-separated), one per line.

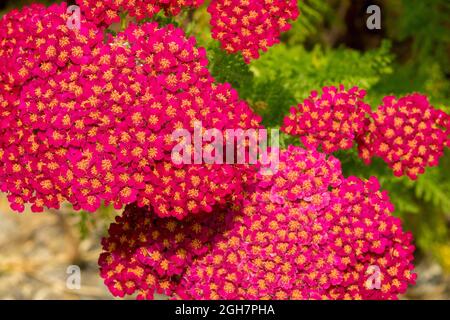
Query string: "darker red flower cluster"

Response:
xmin=98 ymin=203 xmax=235 ymax=299
xmin=0 ymin=5 xmax=261 ymax=218
xmin=358 ymin=94 xmax=450 ymax=179
xmin=76 ymin=0 xmax=204 ymax=26
xmin=282 ymin=86 xmax=371 ymax=153
xmin=208 ymin=0 xmax=300 ymax=63
xmin=176 ymin=147 xmax=416 ymax=300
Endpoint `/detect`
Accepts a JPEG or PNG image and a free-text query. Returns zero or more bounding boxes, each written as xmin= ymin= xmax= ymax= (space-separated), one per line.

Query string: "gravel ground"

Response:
xmin=0 ymin=197 xmax=113 ymax=299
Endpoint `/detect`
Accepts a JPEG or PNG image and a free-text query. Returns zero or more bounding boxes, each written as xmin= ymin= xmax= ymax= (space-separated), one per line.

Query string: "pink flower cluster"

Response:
xmin=0 ymin=2 xmax=103 ymax=211
xmin=208 ymin=0 xmax=300 ymax=63
xmin=176 ymin=146 xmax=416 ymax=300
xmin=282 ymin=86 xmax=371 ymax=153
xmin=323 ymin=176 xmax=417 ymax=299
xmin=0 ymin=5 xmax=261 ymax=218
xmin=358 ymin=94 xmax=450 ymax=180
xmin=98 ymin=203 xmax=233 ymax=299
xmin=98 ymin=146 xmax=416 ymax=300
xmin=177 ymin=146 xmax=342 ymax=299
xmin=76 ymin=0 xmax=204 ymax=26
xmin=0 ymin=3 xmax=102 ymax=93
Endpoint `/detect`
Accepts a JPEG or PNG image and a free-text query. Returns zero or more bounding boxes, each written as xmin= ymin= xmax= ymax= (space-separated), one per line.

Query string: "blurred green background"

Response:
xmin=1 ymin=0 xmax=449 ymax=299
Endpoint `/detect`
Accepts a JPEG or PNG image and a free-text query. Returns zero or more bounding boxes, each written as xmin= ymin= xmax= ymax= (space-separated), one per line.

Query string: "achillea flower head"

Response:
xmin=176 ymin=146 xmax=416 ymax=300
xmin=0 ymin=3 xmax=102 ymax=87
xmin=282 ymin=86 xmax=370 ymax=153
xmin=358 ymin=94 xmax=450 ymax=180
xmin=208 ymin=0 xmax=300 ymax=63
xmin=0 ymin=2 xmax=104 ymax=212
xmin=0 ymin=6 xmax=261 ymax=218
xmin=321 ymin=176 xmax=416 ymax=299
xmin=98 ymin=203 xmax=234 ymax=299
xmin=76 ymin=0 xmax=205 ymax=26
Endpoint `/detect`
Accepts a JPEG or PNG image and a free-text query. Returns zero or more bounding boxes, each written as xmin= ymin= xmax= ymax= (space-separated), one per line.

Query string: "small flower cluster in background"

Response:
xmin=208 ymin=0 xmax=300 ymax=63
xmin=282 ymin=89 xmax=450 ymax=180
xmin=282 ymin=86 xmax=370 ymax=153
xmin=358 ymin=94 xmax=450 ymax=180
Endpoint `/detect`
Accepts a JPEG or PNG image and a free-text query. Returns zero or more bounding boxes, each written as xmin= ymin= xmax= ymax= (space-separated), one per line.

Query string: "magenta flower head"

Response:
xmin=322 ymin=176 xmax=417 ymax=299
xmin=0 ymin=2 xmax=104 ymax=212
xmin=76 ymin=0 xmax=205 ymax=26
xmin=175 ymin=146 xmax=416 ymax=300
xmin=98 ymin=203 xmax=235 ymax=299
xmin=358 ymin=93 xmax=450 ymax=180
xmin=0 ymin=3 xmax=102 ymax=86
xmin=0 ymin=5 xmax=262 ymax=218
xmin=282 ymin=85 xmax=371 ymax=154
xmin=208 ymin=0 xmax=300 ymax=63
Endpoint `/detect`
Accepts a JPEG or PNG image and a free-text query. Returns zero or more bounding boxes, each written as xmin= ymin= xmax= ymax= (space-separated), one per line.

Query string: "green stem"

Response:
xmin=120 ymin=12 xmax=128 ymax=31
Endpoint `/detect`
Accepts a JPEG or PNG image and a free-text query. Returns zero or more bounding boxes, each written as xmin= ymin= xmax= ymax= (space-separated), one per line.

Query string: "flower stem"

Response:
xmin=120 ymin=12 xmax=128 ymax=31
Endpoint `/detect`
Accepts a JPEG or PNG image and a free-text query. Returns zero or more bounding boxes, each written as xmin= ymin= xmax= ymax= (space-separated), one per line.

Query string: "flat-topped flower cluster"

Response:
xmin=282 ymin=86 xmax=370 ymax=153
xmin=208 ymin=0 xmax=300 ymax=63
xmin=76 ymin=0 xmax=205 ymax=26
xmin=282 ymin=87 xmax=450 ymax=180
xmin=358 ymin=94 xmax=450 ymax=180
xmin=0 ymin=4 xmax=260 ymax=218
xmin=99 ymin=147 xmax=416 ymax=300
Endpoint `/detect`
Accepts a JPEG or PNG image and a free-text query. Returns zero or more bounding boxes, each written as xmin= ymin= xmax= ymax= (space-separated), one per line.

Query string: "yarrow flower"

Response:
xmin=208 ymin=0 xmax=300 ymax=63
xmin=358 ymin=94 xmax=450 ymax=180
xmin=282 ymin=86 xmax=371 ymax=153
xmin=175 ymin=146 xmax=416 ymax=300
xmin=0 ymin=5 xmax=261 ymax=218
xmin=98 ymin=203 xmax=235 ymax=299
xmin=76 ymin=0 xmax=205 ymax=26
xmin=0 ymin=2 xmax=104 ymax=211
xmin=0 ymin=3 xmax=102 ymax=87
xmin=98 ymin=147 xmax=415 ymax=300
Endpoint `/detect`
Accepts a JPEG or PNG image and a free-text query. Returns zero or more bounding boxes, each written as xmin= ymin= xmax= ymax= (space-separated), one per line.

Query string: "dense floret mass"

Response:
xmin=0 ymin=5 xmax=261 ymax=218
xmin=358 ymin=94 xmax=450 ymax=179
xmin=0 ymin=2 xmax=103 ymax=211
xmin=176 ymin=146 xmax=416 ymax=300
xmin=99 ymin=147 xmax=415 ymax=300
xmin=98 ymin=203 xmax=235 ymax=299
xmin=208 ymin=0 xmax=300 ymax=63
xmin=282 ymin=86 xmax=371 ymax=153
xmin=76 ymin=0 xmax=205 ymax=26
xmin=1 ymin=2 xmax=420 ymax=302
